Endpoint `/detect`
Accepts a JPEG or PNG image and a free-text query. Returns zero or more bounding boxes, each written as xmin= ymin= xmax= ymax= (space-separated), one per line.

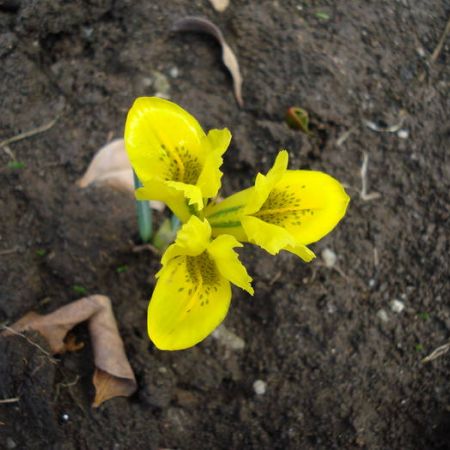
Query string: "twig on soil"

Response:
xmin=1 ymin=144 xmax=16 ymax=160
xmin=305 ymin=267 xmax=318 ymax=284
xmin=0 ymin=246 xmax=20 ymax=256
xmin=363 ymin=111 xmax=406 ymax=133
xmin=1 ymin=325 xmax=58 ymax=364
xmin=373 ymin=247 xmax=379 ymax=267
xmin=54 ymin=375 xmax=80 ymax=400
xmin=422 ymin=342 xmax=450 ymax=363
xmin=333 ymin=265 xmax=349 ymax=280
xmin=359 ymin=152 xmax=381 ymax=202
xmin=430 ymin=17 xmax=450 ymax=63
xmin=0 ymin=116 xmax=59 ymax=149
xmin=132 ymin=242 xmax=161 ymax=255
xmin=0 ymin=397 xmax=19 ymax=404
xmin=268 ymin=270 xmax=282 ymax=286
xmin=306 ymin=260 xmax=349 ymax=283
xmin=336 ymin=126 xmax=357 ymax=147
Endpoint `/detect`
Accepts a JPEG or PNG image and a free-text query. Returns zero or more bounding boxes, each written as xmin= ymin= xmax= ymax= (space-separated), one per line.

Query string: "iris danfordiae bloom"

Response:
xmin=148 ymin=216 xmax=253 ymax=350
xmin=125 ymin=97 xmax=231 ymax=222
xmin=125 ymin=97 xmax=349 ymax=350
xmin=205 ymin=150 xmax=350 ymax=262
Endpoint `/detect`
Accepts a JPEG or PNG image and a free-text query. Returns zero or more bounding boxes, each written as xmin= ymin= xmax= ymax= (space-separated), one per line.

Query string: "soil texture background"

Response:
xmin=0 ymin=1 xmax=449 ymax=449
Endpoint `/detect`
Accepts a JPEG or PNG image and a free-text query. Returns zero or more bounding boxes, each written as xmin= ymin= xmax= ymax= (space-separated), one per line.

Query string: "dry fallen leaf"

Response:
xmin=208 ymin=0 xmax=229 ymax=12
xmin=77 ymin=138 xmax=164 ymax=211
xmin=2 ymin=295 xmax=137 ymax=407
xmin=172 ymin=16 xmax=243 ymax=107
xmin=77 ymin=139 xmax=132 ymax=191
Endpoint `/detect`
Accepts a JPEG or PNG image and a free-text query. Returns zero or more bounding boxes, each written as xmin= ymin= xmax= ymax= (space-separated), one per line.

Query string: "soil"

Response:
xmin=0 ymin=1 xmax=449 ymax=449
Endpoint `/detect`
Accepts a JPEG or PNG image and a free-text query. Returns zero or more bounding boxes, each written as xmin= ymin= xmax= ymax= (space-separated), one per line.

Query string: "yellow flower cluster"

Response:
xmin=125 ymin=97 xmax=349 ymax=350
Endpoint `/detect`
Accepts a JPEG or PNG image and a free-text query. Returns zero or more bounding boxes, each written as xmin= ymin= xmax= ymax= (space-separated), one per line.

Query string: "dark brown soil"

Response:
xmin=1 ymin=1 xmax=449 ymax=449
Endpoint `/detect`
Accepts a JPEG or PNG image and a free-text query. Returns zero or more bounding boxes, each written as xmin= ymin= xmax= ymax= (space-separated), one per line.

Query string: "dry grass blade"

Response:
xmin=430 ymin=17 xmax=450 ymax=63
xmin=422 ymin=342 xmax=450 ymax=363
xmin=0 ymin=116 xmax=59 ymax=149
xmin=2 ymin=295 xmax=137 ymax=407
xmin=0 ymin=246 xmax=20 ymax=256
xmin=363 ymin=113 xmax=406 ymax=133
xmin=77 ymin=138 xmax=164 ymax=211
xmin=172 ymin=16 xmax=243 ymax=107
xmin=1 ymin=325 xmax=57 ymax=363
xmin=0 ymin=397 xmax=20 ymax=404
xmin=360 ymin=152 xmax=381 ymax=202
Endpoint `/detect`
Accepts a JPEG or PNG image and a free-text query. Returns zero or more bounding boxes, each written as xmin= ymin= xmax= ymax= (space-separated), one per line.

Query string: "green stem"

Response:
xmin=171 ymin=214 xmax=181 ymax=231
xmin=133 ymin=172 xmax=152 ymax=242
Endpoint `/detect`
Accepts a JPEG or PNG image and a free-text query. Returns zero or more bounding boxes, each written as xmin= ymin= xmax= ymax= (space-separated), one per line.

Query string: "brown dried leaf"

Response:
xmin=2 ymin=295 xmax=137 ymax=407
xmin=77 ymin=139 xmax=164 ymax=211
xmin=208 ymin=0 xmax=229 ymax=12
xmin=92 ymin=369 xmax=136 ymax=407
xmin=172 ymin=16 xmax=243 ymax=107
xmin=77 ymin=139 xmax=132 ymax=191
xmin=64 ymin=333 xmax=85 ymax=352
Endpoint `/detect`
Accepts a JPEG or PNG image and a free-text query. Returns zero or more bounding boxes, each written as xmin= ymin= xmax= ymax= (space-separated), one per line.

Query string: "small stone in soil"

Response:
xmin=59 ymin=413 xmax=70 ymax=424
xmin=169 ymin=67 xmax=179 ymax=78
xmin=377 ymin=309 xmax=389 ymax=322
xmin=6 ymin=437 xmax=17 ymax=449
xmin=151 ymin=71 xmax=171 ymax=98
xmin=212 ymin=324 xmax=245 ymax=350
xmin=321 ymin=248 xmax=337 ymax=268
xmin=390 ymin=299 xmax=405 ymax=313
xmin=253 ymin=380 xmax=267 ymax=395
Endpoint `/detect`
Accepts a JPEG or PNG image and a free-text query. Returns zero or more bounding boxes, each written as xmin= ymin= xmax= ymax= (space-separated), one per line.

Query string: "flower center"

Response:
xmin=184 ymin=252 xmax=220 ymax=309
xmin=160 ymin=144 xmax=202 ymax=184
xmin=254 ymin=187 xmax=315 ymax=226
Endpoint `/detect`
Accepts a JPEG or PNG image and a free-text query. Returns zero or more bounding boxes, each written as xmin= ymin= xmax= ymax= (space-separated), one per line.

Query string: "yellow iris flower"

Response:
xmin=125 ymin=97 xmax=231 ymax=222
xmin=148 ymin=215 xmax=253 ymax=350
xmin=205 ymin=150 xmax=350 ymax=261
xmin=125 ymin=97 xmax=350 ymax=351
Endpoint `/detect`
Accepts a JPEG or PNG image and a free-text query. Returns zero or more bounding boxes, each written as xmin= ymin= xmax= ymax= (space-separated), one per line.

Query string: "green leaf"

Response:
xmin=36 ymin=249 xmax=46 ymax=257
xmin=133 ymin=172 xmax=153 ymax=243
xmin=72 ymin=285 xmax=87 ymax=295
xmin=315 ymin=11 xmax=330 ymax=21
xmin=153 ymin=218 xmax=178 ymax=252
xmin=116 ymin=265 xmax=128 ymax=274
xmin=415 ymin=343 xmax=424 ymax=352
xmin=7 ymin=161 xmax=25 ymax=170
xmin=285 ymin=107 xmax=312 ymax=134
xmin=418 ymin=312 xmax=430 ymax=320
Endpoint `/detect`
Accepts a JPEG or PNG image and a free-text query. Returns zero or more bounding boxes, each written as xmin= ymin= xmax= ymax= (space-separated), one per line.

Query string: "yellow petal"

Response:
xmin=148 ymin=251 xmax=231 ymax=350
xmin=266 ymin=150 xmax=289 ymax=184
xmin=244 ymin=150 xmax=289 ymax=214
xmin=161 ymin=216 xmax=211 ymax=264
xmin=196 ymin=129 xmax=231 ymax=199
xmin=208 ymin=235 xmax=254 ymax=294
xmin=256 ymin=170 xmax=350 ymax=245
xmin=135 ymin=181 xmax=191 ymax=223
xmin=284 ymin=244 xmax=316 ymax=262
xmin=125 ymin=97 xmax=206 ymax=186
xmin=205 ymin=128 xmax=232 ymax=157
xmin=241 ymin=216 xmax=296 ymax=254
xmin=167 ymin=180 xmax=204 ymax=210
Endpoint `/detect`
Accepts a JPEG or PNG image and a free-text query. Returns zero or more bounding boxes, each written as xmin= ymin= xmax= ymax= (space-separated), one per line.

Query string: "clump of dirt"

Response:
xmin=1 ymin=1 xmax=449 ymax=449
